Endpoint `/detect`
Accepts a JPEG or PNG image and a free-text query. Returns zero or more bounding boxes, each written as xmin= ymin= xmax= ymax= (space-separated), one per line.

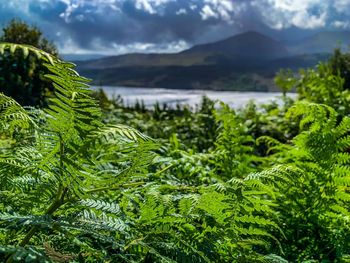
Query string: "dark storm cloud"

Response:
xmin=28 ymin=0 xmax=237 ymax=49
xmin=0 ymin=0 xmax=349 ymax=54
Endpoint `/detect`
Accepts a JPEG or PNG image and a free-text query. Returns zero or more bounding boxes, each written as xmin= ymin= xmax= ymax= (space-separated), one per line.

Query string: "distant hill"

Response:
xmin=75 ymin=31 xmax=337 ymax=91
xmin=76 ymin=52 xmax=214 ymax=69
xmin=183 ymin=31 xmax=289 ymax=59
xmin=77 ymin=31 xmax=289 ymax=69
xmin=289 ymin=31 xmax=350 ymax=54
xmin=62 ymin=53 xmax=107 ymax=61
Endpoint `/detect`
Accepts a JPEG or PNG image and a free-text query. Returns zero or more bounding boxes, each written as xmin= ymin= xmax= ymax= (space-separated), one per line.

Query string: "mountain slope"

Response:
xmin=290 ymin=31 xmax=350 ymax=54
xmin=182 ymin=31 xmax=289 ymax=59
xmin=76 ymin=31 xmax=290 ymax=70
xmin=77 ymin=53 xmax=328 ymax=91
xmin=75 ymin=52 xmax=215 ymax=69
xmin=75 ymin=31 xmax=335 ymax=91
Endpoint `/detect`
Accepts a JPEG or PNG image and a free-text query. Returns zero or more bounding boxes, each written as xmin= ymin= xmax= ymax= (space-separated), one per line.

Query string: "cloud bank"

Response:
xmin=0 ymin=0 xmax=349 ymax=54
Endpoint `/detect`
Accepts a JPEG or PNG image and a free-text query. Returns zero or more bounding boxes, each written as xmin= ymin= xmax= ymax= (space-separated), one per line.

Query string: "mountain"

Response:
xmin=75 ymin=31 xmax=335 ymax=91
xmin=183 ymin=31 xmax=289 ymax=59
xmin=75 ymin=52 xmax=214 ymax=69
xmin=61 ymin=53 xmax=107 ymax=61
xmin=289 ymin=31 xmax=350 ymax=54
xmin=77 ymin=31 xmax=289 ymax=69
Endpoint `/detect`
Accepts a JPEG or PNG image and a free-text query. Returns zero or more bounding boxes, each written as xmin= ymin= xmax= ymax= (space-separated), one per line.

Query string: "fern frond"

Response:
xmin=0 ymin=246 xmax=49 ymax=263
xmin=77 ymin=210 xmax=128 ymax=232
xmin=91 ymin=124 xmax=153 ymax=143
xmin=287 ymin=101 xmax=337 ymax=132
xmin=0 ymin=93 xmax=36 ymax=132
xmin=79 ymin=199 xmax=121 ymax=214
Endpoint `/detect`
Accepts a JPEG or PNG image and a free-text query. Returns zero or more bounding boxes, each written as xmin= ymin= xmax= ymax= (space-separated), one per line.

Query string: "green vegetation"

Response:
xmin=0 ymin=19 xmax=57 ymax=107
xmin=1 ymin=41 xmax=350 ymax=262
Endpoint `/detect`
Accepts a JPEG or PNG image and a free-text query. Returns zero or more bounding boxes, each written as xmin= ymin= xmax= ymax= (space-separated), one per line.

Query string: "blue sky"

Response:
xmin=1 ymin=0 xmax=350 ymax=55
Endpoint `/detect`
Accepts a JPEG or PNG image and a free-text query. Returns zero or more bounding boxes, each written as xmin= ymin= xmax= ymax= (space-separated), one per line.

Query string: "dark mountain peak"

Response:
xmin=229 ymin=30 xmax=271 ymax=40
xmin=183 ymin=31 xmax=288 ymax=60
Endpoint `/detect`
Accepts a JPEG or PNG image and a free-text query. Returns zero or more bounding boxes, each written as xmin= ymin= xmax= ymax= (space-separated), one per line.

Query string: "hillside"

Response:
xmin=289 ymin=31 xmax=350 ymax=54
xmin=76 ymin=52 xmax=215 ymax=69
xmin=183 ymin=31 xmax=289 ymax=59
xmin=77 ymin=31 xmax=288 ymax=69
xmin=75 ymin=31 xmax=334 ymax=91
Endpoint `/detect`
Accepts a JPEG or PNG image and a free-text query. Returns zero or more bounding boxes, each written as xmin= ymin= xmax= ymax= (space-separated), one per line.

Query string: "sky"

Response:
xmin=1 ymin=0 xmax=350 ymax=55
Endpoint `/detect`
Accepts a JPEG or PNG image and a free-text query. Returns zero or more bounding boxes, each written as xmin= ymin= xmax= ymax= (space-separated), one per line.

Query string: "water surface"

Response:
xmin=93 ymin=86 xmax=297 ymax=108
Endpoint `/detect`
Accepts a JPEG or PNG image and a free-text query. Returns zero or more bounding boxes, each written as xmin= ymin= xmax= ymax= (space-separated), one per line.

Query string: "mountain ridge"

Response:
xmin=182 ymin=31 xmax=289 ymax=59
xmin=288 ymin=31 xmax=350 ymax=54
xmin=75 ymin=31 xmax=346 ymax=91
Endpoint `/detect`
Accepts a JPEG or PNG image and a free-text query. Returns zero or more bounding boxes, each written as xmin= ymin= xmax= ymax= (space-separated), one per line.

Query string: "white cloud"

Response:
xmin=134 ymin=0 xmax=174 ymax=14
xmin=200 ymin=5 xmax=218 ymax=20
xmin=58 ymin=0 xmax=121 ymax=22
xmin=269 ymin=0 xmax=320 ymax=12
xmin=111 ymin=40 xmax=189 ymax=55
xmin=135 ymin=0 xmax=156 ymax=14
xmin=333 ymin=0 xmax=350 ymax=13
xmin=332 ymin=20 xmax=350 ymax=29
xmin=252 ymin=0 xmax=329 ymax=29
xmin=190 ymin=4 xmax=197 ymax=10
xmin=292 ymin=11 xmax=327 ymax=29
xmin=200 ymin=0 xmax=239 ymax=23
xmin=59 ymin=37 xmax=189 ymax=55
xmin=176 ymin=8 xmax=187 ymax=15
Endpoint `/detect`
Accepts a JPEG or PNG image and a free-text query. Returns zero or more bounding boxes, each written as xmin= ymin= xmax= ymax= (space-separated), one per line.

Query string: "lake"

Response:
xmin=93 ymin=86 xmax=297 ymax=109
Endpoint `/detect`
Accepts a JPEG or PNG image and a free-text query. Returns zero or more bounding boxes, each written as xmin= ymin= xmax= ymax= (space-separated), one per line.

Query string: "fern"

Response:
xmin=0 ymin=43 xmax=157 ymax=262
xmin=214 ymin=103 xmax=261 ymax=180
xmin=260 ymin=102 xmax=350 ymax=261
xmin=5 ymin=42 xmax=343 ymax=262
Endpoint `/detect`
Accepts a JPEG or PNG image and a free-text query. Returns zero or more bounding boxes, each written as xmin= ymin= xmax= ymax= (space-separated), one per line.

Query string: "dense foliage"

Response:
xmin=0 ymin=19 xmax=57 ymax=107
xmin=1 ymin=43 xmax=350 ymax=263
